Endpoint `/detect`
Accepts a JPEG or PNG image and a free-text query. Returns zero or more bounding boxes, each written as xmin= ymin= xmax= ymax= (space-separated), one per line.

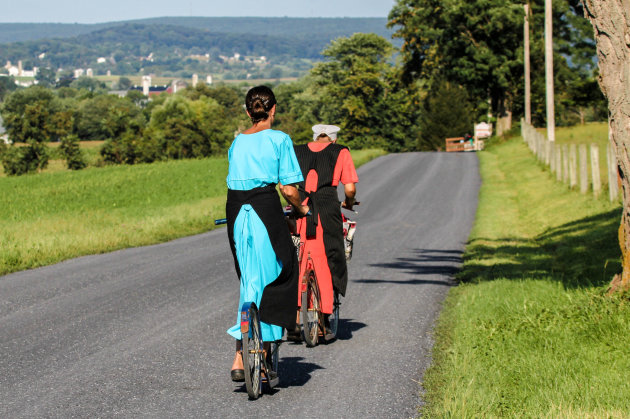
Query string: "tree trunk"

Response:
xmin=583 ymin=0 xmax=630 ymax=292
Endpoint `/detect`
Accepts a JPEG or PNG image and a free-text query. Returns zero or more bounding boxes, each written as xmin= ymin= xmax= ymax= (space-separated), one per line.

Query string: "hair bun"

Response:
xmin=245 ymin=86 xmax=277 ymax=124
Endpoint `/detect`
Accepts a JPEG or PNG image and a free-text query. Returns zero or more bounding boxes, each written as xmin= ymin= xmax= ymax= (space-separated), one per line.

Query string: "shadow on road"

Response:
xmin=335 ymin=318 xmax=367 ymax=341
xmin=277 ymin=356 xmax=324 ymax=388
xmin=232 ymin=356 xmax=323 ymax=395
xmin=360 ymin=249 xmax=462 ymax=284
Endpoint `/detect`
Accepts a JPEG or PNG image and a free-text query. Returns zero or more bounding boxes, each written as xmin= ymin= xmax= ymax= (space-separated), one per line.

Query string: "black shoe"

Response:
xmin=262 ymin=369 xmax=278 ymax=382
xmin=323 ymin=315 xmax=335 ymax=340
xmin=286 ymin=325 xmax=302 ymax=342
xmin=231 ymin=369 xmax=245 ymax=382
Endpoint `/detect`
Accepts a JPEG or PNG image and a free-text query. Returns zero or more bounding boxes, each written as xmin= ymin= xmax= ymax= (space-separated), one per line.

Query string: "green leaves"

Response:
xmin=388 ymin=0 xmax=603 ymax=124
xmin=310 ymin=33 xmax=418 ymax=152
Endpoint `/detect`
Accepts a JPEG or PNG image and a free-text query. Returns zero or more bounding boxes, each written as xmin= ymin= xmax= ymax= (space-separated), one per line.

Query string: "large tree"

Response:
xmin=388 ymin=0 xmax=524 ymax=120
xmin=388 ymin=0 xmax=602 ymax=126
xmin=138 ymin=95 xmax=231 ymax=162
xmin=0 ymin=86 xmax=72 ymax=174
xmin=75 ymin=94 xmax=145 ymax=141
xmin=582 ymin=0 xmax=630 ymax=292
xmin=311 ymin=33 xmax=418 ymax=151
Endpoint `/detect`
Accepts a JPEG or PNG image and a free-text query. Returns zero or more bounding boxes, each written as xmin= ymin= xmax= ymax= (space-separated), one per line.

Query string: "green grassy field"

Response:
xmin=422 ymin=134 xmax=630 ymax=417
xmin=538 ymin=122 xmax=610 ymax=190
xmin=0 ymin=148 xmax=384 ymax=275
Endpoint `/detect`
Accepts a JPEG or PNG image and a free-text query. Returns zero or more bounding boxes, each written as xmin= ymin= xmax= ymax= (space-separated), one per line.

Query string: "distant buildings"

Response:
xmin=3 ymin=57 xmax=214 ymax=98
xmin=129 ymin=74 xmax=212 ymax=98
xmin=4 ymin=61 xmax=38 ymax=78
xmin=217 ymin=53 xmax=266 ymax=64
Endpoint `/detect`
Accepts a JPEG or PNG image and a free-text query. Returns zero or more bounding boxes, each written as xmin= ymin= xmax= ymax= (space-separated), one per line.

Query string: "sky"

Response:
xmin=2 ymin=0 xmax=397 ymax=24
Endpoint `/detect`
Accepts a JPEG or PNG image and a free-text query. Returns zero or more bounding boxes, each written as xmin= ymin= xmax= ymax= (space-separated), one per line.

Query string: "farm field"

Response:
xmin=0 ymin=148 xmax=384 ymax=275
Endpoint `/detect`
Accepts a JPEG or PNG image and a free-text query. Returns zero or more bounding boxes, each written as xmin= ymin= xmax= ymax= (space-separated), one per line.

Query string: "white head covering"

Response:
xmin=312 ymin=124 xmax=341 ymax=141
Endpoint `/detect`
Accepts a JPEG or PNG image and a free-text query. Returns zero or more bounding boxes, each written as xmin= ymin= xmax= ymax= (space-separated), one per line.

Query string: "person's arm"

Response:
xmin=342 ymin=183 xmax=356 ymax=210
xmin=279 ymin=183 xmax=310 ymax=216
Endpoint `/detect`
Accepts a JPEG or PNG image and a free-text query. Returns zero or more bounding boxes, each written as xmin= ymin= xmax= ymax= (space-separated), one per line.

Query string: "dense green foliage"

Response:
xmin=139 ymin=94 xmax=232 ymax=162
xmin=419 ymin=80 xmax=475 ymax=150
xmin=310 ymin=34 xmax=420 ymax=151
xmin=0 ymin=76 xmax=18 ymax=101
xmin=388 ymin=0 xmax=606 ymax=126
xmin=0 ymin=86 xmax=74 ymax=173
xmin=269 ymin=34 xmax=422 ymax=152
xmin=423 ymin=134 xmax=628 ymax=417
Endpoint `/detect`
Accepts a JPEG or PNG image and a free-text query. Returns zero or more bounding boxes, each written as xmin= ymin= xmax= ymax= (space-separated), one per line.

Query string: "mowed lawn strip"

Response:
xmin=541 ymin=122 xmax=610 ymax=189
xmin=0 ymin=148 xmax=384 ymax=275
xmin=422 ymin=135 xmax=630 ymax=418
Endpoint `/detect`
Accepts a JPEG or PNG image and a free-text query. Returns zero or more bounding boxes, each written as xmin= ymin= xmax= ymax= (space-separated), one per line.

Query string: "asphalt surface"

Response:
xmin=0 ymin=152 xmax=480 ymax=418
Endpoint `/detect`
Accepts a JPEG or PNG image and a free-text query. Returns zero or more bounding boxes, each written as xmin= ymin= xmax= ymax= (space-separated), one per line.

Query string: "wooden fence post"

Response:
xmin=591 ymin=143 xmax=601 ymax=197
xmin=580 ymin=144 xmax=589 ymax=194
xmin=550 ymin=142 xmax=556 ymax=173
xmin=569 ymin=144 xmax=577 ymax=189
xmin=556 ymin=145 xmax=563 ymax=181
xmin=545 ymin=140 xmax=551 ymax=166
xmin=608 ymin=142 xmax=619 ymax=201
xmin=562 ymin=144 xmax=569 ymax=184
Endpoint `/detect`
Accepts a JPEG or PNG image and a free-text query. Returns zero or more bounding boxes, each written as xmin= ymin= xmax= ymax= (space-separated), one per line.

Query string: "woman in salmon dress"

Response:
xmin=293 ymin=124 xmax=358 ymax=334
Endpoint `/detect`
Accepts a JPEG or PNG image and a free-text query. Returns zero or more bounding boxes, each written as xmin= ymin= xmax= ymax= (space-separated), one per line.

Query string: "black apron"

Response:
xmin=226 ymin=184 xmax=299 ymax=331
xmin=293 ymin=143 xmax=349 ymax=296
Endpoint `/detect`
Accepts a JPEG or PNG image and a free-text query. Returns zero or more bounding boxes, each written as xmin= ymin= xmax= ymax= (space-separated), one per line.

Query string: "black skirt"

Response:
xmin=226 ymin=184 xmax=299 ymax=330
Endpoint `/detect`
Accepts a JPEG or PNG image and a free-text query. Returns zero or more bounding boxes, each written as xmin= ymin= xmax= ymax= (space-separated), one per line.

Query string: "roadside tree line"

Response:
xmin=0 ymin=0 xmax=607 ymax=175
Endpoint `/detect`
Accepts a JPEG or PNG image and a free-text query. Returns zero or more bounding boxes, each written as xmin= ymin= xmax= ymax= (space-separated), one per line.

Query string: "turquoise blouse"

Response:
xmin=226 ymin=129 xmax=303 ymax=190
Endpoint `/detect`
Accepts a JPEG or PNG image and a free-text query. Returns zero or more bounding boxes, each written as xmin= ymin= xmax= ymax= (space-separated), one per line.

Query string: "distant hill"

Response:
xmin=0 ymin=17 xmax=397 ymax=78
xmin=0 ymin=17 xmax=393 ymax=44
xmin=0 ymin=23 xmax=109 ymax=44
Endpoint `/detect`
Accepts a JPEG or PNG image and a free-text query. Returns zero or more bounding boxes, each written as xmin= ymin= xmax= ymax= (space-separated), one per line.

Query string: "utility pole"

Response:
xmin=524 ymin=3 xmax=531 ymax=125
xmin=545 ymin=0 xmax=555 ymax=141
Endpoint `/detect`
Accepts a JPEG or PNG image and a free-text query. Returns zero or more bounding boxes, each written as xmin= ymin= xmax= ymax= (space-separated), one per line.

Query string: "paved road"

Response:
xmin=0 ymin=152 xmax=480 ymax=418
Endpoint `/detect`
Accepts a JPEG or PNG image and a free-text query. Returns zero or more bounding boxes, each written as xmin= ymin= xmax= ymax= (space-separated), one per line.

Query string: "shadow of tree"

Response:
xmin=459 ymin=208 xmax=622 ymax=289
xmin=359 ymin=249 xmax=462 ymax=285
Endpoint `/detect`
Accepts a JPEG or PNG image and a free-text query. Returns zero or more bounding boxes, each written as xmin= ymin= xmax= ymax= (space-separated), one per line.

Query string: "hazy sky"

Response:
xmin=3 ymin=1 xmax=397 ymax=23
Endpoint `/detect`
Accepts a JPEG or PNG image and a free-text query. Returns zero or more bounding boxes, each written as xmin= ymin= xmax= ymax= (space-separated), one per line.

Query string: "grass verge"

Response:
xmin=539 ymin=122 xmax=609 ymax=188
xmin=0 ymin=148 xmax=384 ymax=275
xmin=422 ymin=135 xmax=630 ymax=418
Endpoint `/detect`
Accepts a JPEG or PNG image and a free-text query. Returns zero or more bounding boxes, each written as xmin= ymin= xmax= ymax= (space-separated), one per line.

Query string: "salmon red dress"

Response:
xmin=293 ymin=142 xmax=358 ymax=314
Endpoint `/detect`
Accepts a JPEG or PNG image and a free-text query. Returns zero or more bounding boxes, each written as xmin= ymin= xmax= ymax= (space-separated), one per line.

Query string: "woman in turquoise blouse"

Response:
xmin=226 ymin=86 xmax=309 ymax=381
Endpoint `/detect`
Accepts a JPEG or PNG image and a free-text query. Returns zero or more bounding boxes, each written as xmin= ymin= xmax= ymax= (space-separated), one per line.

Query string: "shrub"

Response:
xmin=0 ymin=143 xmax=48 ymax=176
xmin=59 ymin=135 xmax=87 ymax=170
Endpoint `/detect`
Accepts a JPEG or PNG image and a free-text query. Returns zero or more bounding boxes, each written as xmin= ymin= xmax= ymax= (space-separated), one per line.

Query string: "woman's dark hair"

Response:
xmin=245 ymin=85 xmax=277 ymax=123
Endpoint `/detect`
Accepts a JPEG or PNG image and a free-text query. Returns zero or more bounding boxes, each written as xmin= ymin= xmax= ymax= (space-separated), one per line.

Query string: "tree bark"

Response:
xmin=583 ymin=0 xmax=630 ymax=292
